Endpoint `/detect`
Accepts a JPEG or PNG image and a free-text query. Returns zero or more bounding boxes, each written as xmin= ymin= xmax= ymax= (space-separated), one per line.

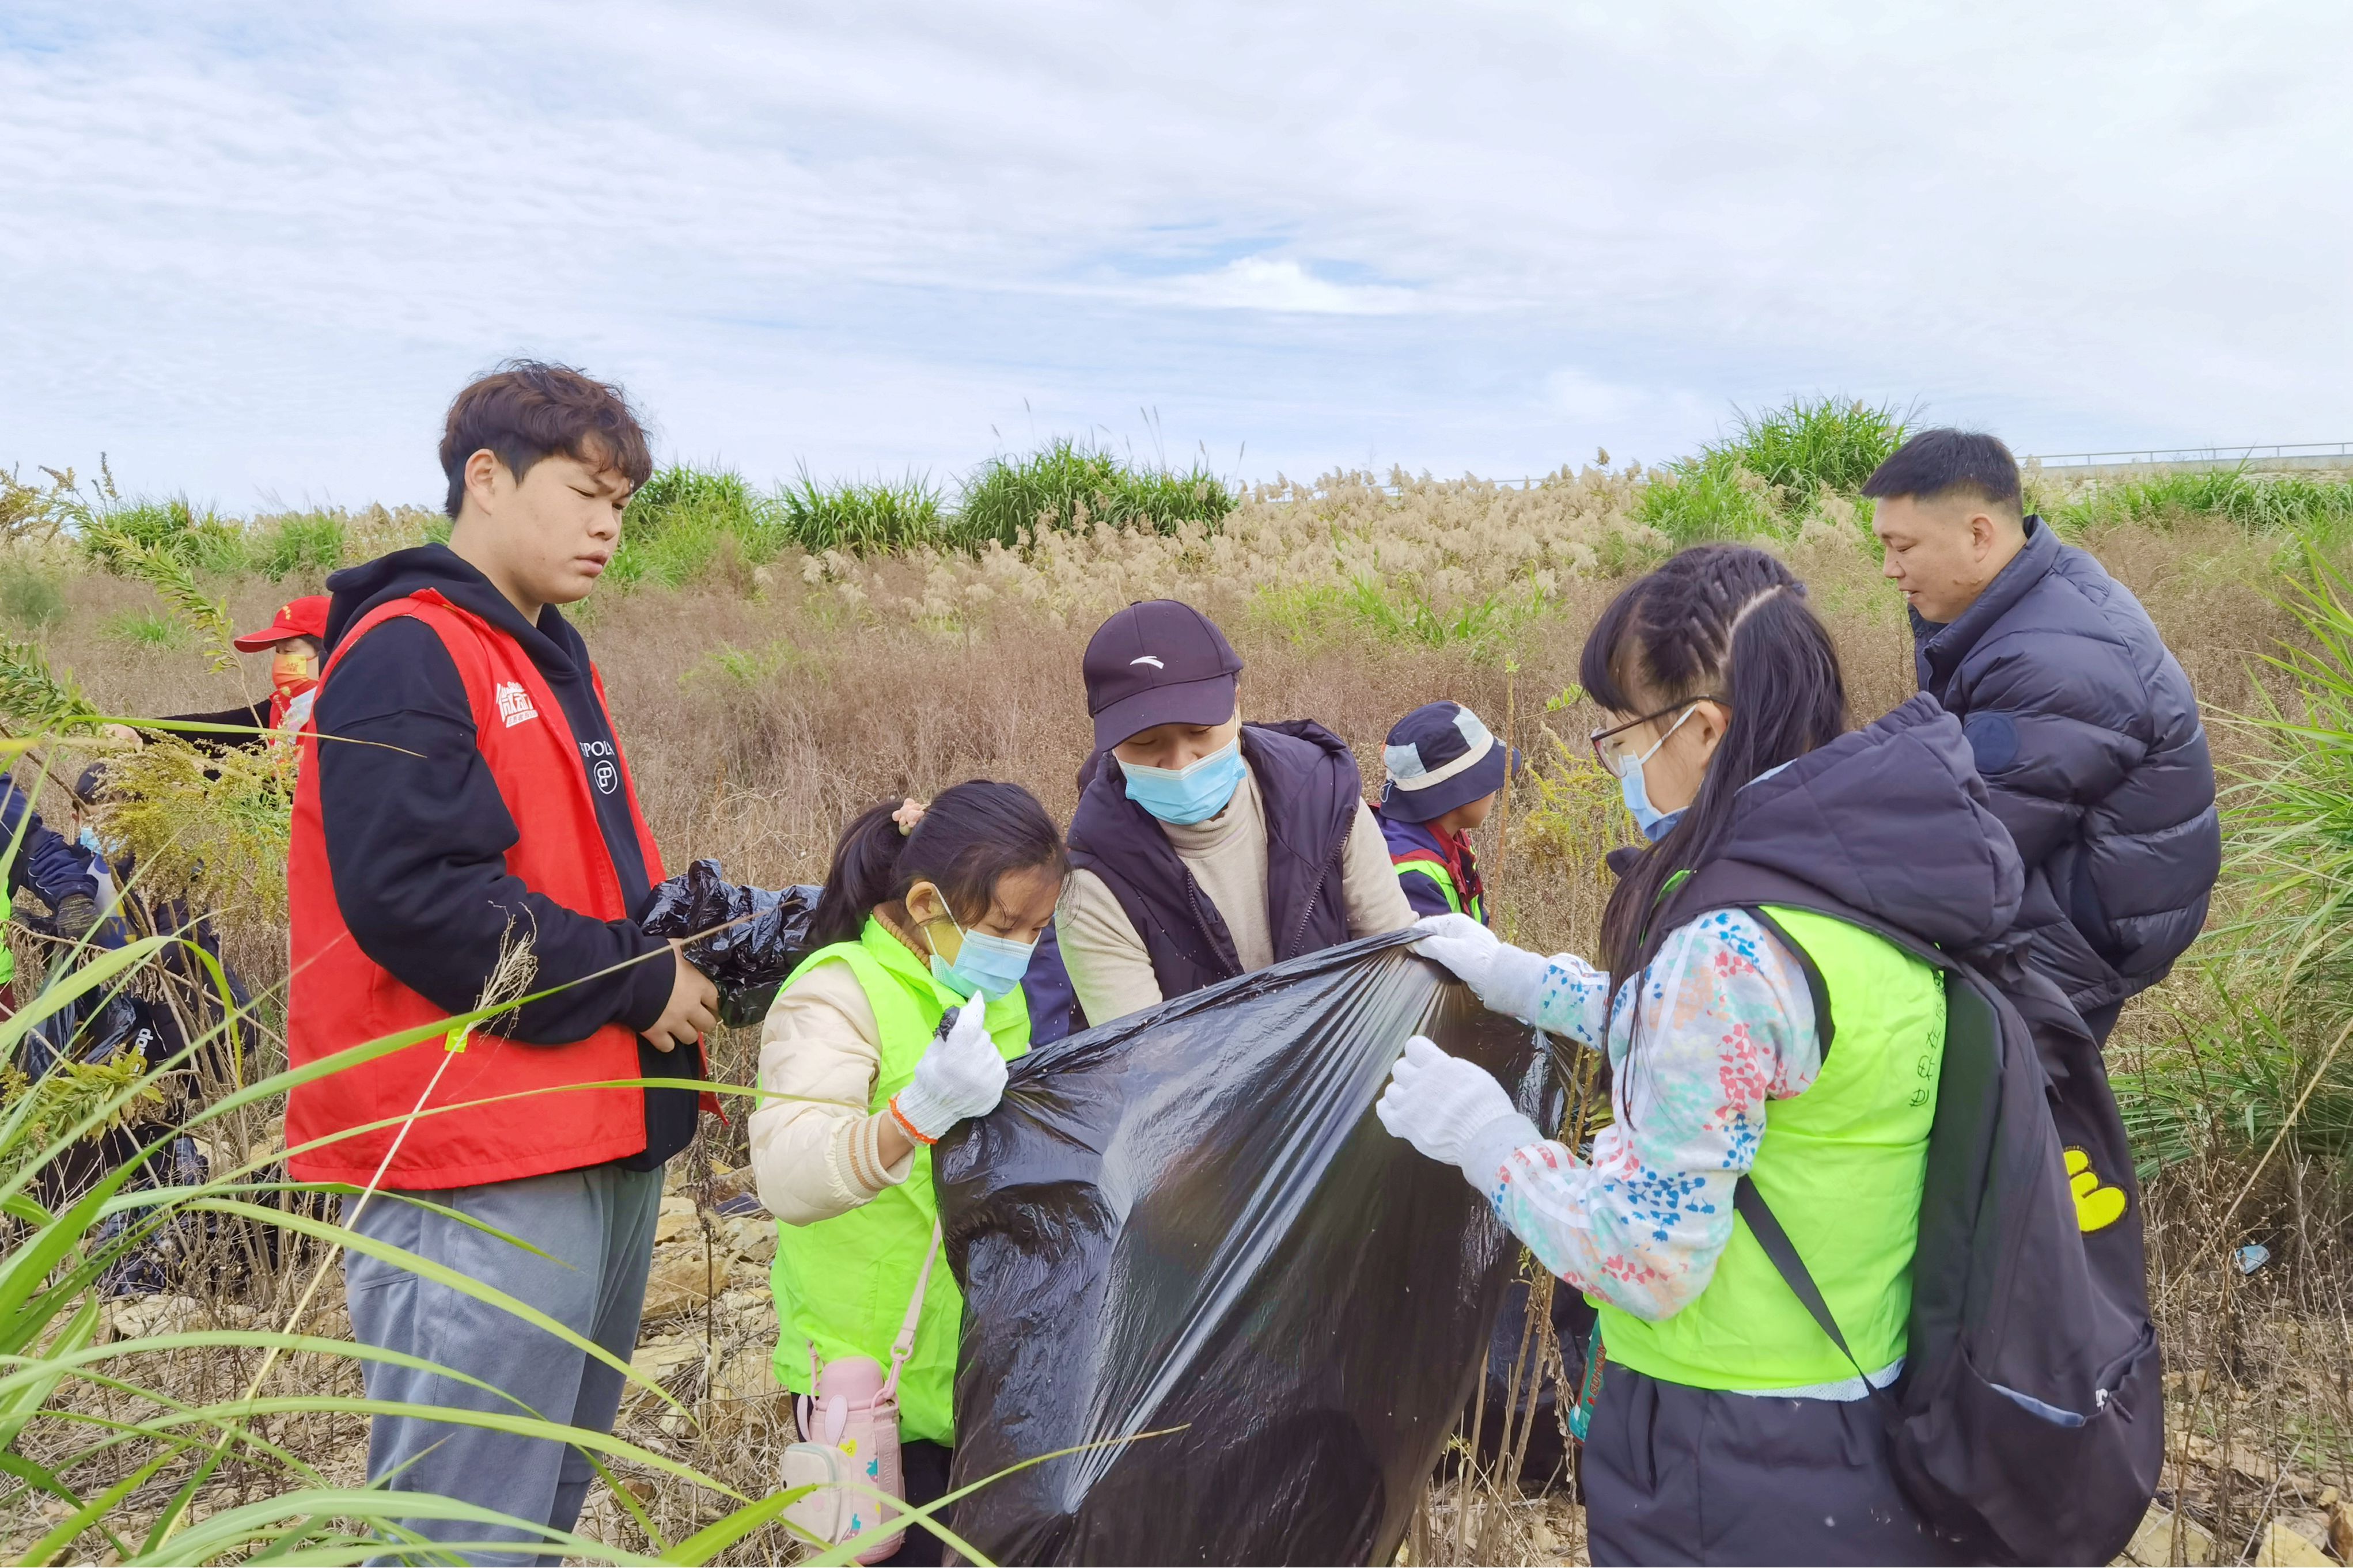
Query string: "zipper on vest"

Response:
xmin=1286 ymin=835 xmax=1350 ymax=955
xmin=1183 ymin=872 xmax=1243 ymax=981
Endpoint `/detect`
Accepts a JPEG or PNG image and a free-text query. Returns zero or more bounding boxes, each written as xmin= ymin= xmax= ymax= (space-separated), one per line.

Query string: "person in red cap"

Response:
xmin=1056 ymin=598 xmax=1415 ymax=1024
xmin=123 ymin=594 xmax=331 ymax=767
xmin=232 ymin=594 xmax=331 ymax=732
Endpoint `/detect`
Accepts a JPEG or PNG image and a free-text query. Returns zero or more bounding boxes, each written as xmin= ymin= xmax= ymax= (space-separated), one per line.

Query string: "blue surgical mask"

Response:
xmin=923 ymin=908 xmax=1037 ymax=1002
xmin=77 ymin=827 xmax=104 ymax=855
xmin=1617 ymin=707 xmax=1700 ymax=842
xmin=1121 ymin=738 xmax=1247 ymax=826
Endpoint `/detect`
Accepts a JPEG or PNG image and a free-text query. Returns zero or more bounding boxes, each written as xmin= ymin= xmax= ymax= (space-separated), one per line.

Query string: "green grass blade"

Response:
xmin=22 ymin=1444 xmax=179 ymax=1565
xmin=132 ymin=1398 xmax=733 ymax=1497
xmin=122 ymin=1486 xmax=657 ymax=1566
xmin=658 ymin=1487 xmax=814 ymax=1563
xmin=183 ymin=1199 xmax=690 ymax=1417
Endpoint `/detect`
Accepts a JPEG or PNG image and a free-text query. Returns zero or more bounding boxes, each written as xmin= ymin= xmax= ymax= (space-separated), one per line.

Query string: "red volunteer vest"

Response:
xmin=285 ymin=590 xmax=673 ymax=1189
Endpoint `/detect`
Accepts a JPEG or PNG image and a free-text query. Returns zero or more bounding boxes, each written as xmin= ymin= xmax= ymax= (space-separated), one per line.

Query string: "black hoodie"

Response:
xmin=313 ymin=545 xmax=695 ymax=1171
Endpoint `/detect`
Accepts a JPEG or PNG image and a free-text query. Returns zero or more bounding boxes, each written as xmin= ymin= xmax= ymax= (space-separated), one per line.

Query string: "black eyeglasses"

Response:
xmin=1589 ymin=696 xmax=1727 ymax=779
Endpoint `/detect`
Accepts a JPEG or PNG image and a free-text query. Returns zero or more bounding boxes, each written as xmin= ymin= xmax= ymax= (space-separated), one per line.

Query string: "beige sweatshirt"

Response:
xmin=748 ymin=958 xmax=915 ymax=1227
xmin=1056 ymin=765 xmax=1416 ymax=1026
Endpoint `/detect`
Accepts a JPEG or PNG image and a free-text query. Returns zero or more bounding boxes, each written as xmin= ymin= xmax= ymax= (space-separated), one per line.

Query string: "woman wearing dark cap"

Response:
xmin=1055 ymin=598 xmax=1416 ymax=1026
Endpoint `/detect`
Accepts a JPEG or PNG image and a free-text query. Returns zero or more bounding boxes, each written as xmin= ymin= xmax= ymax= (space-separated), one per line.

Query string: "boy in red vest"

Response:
xmin=286 ymin=362 xmax=718 ymax=1561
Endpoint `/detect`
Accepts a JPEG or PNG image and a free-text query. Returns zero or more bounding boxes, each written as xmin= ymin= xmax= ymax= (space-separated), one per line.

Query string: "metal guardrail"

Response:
xmin=2022 ymin=441 xmax=2353 ymax=469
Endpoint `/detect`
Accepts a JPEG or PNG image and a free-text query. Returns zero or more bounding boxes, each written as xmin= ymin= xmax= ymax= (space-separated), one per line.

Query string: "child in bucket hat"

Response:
xmin=1376 ymin=701 xmax=1518 ymax=925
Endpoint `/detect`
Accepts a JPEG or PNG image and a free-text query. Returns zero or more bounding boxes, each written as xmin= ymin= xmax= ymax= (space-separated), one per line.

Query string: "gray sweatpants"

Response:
xmin=343 ymin=1164 xmax=664 ymax=1566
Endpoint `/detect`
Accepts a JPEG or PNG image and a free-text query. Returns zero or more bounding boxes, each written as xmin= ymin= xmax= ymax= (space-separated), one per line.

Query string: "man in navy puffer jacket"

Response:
xmin=1866 ymin=429 xmax=2219 ymax=1042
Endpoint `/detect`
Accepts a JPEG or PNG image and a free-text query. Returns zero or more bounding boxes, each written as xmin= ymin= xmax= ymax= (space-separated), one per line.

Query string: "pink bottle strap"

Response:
xmin=878 ymin=1222 xmax=944 ymax=1403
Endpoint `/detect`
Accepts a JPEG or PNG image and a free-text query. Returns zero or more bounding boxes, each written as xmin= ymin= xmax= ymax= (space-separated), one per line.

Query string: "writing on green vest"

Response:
xmin=1597 ymin=906 xmax=1944 ymax=1392
xmin=768 ymin=915 xmax=1029 ymax=1445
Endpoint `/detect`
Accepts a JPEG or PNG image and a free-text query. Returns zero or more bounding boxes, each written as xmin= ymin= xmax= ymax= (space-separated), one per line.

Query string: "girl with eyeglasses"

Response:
xmin=1378 ymin=544 xmax=2021 ymax=1565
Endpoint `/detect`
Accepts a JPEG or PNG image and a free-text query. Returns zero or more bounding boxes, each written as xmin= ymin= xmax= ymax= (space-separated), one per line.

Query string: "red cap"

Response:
xmin=232 ymin=594 xmax=331 ymax=653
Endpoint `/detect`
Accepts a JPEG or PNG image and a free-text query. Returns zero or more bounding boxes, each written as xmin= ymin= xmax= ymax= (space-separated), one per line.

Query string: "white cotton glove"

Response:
xmin=1374 ymin=1035 xmax=1541 ymax=1190
xmin=889 ymin=996 xmax=1007 ymax=1143
xmin=1411 ymin=913 xmax=1553 ymax=1026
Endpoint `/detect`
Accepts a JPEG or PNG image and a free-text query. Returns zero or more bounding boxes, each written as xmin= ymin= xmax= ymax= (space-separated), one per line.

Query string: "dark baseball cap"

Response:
xmin=1380 ymin=701 xmax=1520 ymax=822
xmin=1083 ymin=599 xmax=1243 ymax=750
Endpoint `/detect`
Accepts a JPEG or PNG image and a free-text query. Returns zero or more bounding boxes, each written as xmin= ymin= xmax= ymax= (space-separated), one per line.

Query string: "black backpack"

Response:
xmin=1662 ymin=863 xmax=2162 ymax=1566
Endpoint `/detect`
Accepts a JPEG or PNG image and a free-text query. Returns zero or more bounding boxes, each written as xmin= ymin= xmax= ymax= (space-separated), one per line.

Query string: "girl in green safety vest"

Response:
xmin=748 ymin=781 xmax=1067 ymax=1568
xmin=1380 ymin=544 xmax=2012 ymax=1566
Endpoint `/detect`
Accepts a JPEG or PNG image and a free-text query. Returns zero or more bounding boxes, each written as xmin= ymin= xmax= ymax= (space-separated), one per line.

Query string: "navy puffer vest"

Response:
xmin=1068 ymin=720 xmax=1360 ymax=1002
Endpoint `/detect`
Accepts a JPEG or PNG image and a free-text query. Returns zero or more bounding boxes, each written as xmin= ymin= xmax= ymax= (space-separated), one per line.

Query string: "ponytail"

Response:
xmin=1587 ymin=545 xmax=1848 ymax=989
xmin=806 ymin=780 xmax=1068 ymax=950
xmin=808 ymin=800 xmax=914 ymax=950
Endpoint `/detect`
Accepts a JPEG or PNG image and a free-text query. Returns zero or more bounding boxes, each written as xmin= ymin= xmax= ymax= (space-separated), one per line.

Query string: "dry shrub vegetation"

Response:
xmin=5 ymin=415 xmax=2353 ymax=1563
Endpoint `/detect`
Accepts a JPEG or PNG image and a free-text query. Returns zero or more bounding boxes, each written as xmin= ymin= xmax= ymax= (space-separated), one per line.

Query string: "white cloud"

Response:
xmin=1158 ymin=257 xmax=1420 ymax=316
xmin=0 ymin=1 xmax=2348 ymax=504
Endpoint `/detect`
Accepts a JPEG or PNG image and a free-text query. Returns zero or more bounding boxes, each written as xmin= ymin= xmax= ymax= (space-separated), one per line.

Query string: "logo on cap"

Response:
xmin=1130 ymin=655 xmax=1165 ymax=669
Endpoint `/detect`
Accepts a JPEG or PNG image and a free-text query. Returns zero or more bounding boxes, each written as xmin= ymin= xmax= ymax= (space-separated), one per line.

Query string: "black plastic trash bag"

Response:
xmin=935 ymin=931 xmax=1560 ymax=1567
xmin=638 ymin=859 xmax=824 ymax=1027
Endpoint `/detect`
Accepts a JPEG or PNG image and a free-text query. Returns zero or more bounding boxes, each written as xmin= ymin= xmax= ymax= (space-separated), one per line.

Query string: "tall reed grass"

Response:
xmin=0 ymin=760 xmax=1000 ymax=1562
xmin=1636 ymin=396 xmax=1907 ymax=545
xmin=777 ymin=469 xmax=946 ymax=555
xmin=616 ymin=467 xmax=789 ymax=590
xmin=954 ymin=438 xmax=1233 ymax=548
xmin=0 ymin=566 xmax=67 ymax=635
xmin=564 ymin=442 xmax=1238 ymax=584
xmin=2043 ymin=466 xmax=2353 ymax=544
xmin=9 ymin=398 xmax=2353 ymax=1561
xmin=2120 ymin=548 xmax=2353 ymax=1183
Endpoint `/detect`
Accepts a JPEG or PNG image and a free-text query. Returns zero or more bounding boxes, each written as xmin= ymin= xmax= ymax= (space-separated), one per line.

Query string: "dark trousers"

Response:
xmin=1582 ymin=1365 xmax=1979 ymax=1567
xmin=877 ymin=1440 xmax=953 ymax=1566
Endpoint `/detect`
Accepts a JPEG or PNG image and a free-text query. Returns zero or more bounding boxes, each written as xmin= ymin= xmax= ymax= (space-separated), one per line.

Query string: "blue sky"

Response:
xmin=3 ymin=2 xmax=2348 ymax=511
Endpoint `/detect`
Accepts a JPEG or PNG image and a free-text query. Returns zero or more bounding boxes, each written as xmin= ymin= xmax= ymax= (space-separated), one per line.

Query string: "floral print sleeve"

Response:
xmin=1520 ymin=950 xmax=1615 ymax=1047
xmin=1490 ymin=909 xmax=1820 ymax=1322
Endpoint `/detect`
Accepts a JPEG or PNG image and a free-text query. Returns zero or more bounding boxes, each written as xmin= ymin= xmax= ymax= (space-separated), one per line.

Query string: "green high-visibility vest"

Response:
xmin=1596 ymin=905 xmax=1945 ymax=1391
xmin=1396 ymin=859 xmax=1483 ymax=923
xmin=768 ymin=916 xmax=1030 ymax=1445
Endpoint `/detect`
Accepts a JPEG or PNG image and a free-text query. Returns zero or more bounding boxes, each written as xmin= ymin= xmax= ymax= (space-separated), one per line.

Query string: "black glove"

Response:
xmin=55 ymin=893 xmax=100 ymax=939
